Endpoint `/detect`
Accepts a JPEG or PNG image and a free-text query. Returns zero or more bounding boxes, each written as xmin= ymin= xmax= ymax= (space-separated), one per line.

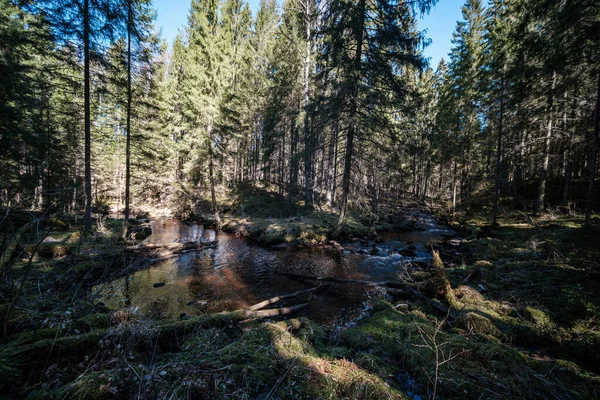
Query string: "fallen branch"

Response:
xmin=247 ymin=285 xmax=328 ymax=311
xmin=244 ymin=303 xmax=308 ymax=319
xmin=277 ymin=272 xmax=404 ymax=289
xmin=126 ymin=241 xmax=217 ymax=255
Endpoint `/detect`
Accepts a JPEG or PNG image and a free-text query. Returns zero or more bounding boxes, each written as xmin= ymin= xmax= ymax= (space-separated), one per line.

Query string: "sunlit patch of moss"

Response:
xmin=524 ymin=306 xmax=553 ymax=328
xmin=339 ymin=302 xmax=599 ymax=399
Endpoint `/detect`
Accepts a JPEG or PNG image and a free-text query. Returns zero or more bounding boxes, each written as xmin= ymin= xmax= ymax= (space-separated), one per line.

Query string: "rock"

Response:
xmin=400 ymin=249 xmax=417 ymax=257
xmin=477 ymin=284 xmax=488 ymax=293
xmin=153 ymin=282 xmax=165 ymax=288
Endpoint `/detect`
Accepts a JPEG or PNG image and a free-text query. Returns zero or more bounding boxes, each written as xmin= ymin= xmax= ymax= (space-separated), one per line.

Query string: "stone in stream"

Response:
xmin=399 ymin=249 xmax=417 ymax=257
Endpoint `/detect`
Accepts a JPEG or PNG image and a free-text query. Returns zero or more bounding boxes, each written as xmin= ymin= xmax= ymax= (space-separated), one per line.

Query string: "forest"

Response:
xmin=1 ymin=0 xmax=600 ymax=397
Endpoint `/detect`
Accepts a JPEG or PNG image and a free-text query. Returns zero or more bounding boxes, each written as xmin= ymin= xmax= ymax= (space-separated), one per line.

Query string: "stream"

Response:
xmin=95 ymin=212 xmax=456 ymax=325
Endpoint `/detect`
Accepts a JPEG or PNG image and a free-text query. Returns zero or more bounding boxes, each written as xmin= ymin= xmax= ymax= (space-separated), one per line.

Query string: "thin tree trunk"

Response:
xmin=303 ymin=1 xmax=313 ymax=208
xmin=332 ymin=123 xmax=338 ymax=205
xmin=412 ymin=153 xmax=417 ymax=197
xmin=563 ymin=94 xmax=577 ymax=205
xmin=536 ymin=71 xmax=556 ymax=214
xmin=208 ymin=123 xmax=221 ymax=228
xmin=124 ymin=0 xmax=132 ymax=236
xmin=289 ymin=112 xmax=299 ymax=204
xmin=326 ymin=122 xmax=337 ymax=206
xmin=452 ymin=160 xmax=457 ymax=219
xmin=422 ymin=159 xmax=430 ymax=201
xmin=83 ymin=0 xmax=92 ymax=232
xmin=491 ymin=76 xmax=504 ymax=226
xmin=585 ymin=70 xmax=600 ymax=228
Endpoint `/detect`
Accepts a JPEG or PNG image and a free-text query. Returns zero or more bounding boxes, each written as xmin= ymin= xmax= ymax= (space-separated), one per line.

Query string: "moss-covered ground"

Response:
xmin=192 ymin=182 xmax=425 ymax=245
xmin=2 ymin=205 xmax=600 ymax=399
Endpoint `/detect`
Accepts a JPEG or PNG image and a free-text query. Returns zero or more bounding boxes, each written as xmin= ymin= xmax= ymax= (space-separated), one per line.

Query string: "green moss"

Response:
xmin=338 ymin=302 xmax=598 ymax=399
xmin=454 ymin=312 xmax=503 ymax=339
xmin=524 ymin=306 xmax=553 ymax=328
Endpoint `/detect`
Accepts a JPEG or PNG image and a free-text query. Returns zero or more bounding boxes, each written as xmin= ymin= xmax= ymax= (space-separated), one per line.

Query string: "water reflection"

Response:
xmin=97 ymin=218 xmax=453 ymax=324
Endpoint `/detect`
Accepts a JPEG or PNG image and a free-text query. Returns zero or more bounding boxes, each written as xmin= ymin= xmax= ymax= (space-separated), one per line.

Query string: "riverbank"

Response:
xmin=186 ymin=182 xmax=439 ymax=246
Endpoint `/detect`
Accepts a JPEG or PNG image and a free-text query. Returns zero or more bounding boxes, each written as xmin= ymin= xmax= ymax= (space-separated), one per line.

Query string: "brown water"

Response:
xmin=96 ymin=215 xmax=455 ymax=324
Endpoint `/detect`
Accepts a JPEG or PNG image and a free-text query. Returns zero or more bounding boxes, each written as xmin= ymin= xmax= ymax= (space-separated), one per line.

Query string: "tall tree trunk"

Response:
xmin=585 ymin=70 xmax=600 ymax=229
xmin=412 ymin=153 xmax=417 ymax=197
xmin=326 ymin=122 xmax=337 ymax=206
xmin=289 ymin=112 xmax=299 ymax=204
xmin=123 ymin=0 xmax=132 ymax=237
xmin=331 ymin=0 xmax=365 ymax=238
xmin=209 ymin=154 xmax=221 ymax=228
xmin=562 ymin=92 xmax=576 ymax=205
xmin=83 ymin=0 xmax=92 ymax=232
xmin=303 ymin=1 xmax=313 ymax=208
xmin=536 ymin=71 xmax=556 ymax=214
xmin=491 ymin=76 xmax=504 ymax=226
xmin=332 ymin=123 xmax=338 ymax=205
xmin=452 ymin=160 xmax=457 ymax=219
xmin=422 ymin=159 xmax=430 ymax=201
xmin=280 ymin=120 xmax=285 ymax=195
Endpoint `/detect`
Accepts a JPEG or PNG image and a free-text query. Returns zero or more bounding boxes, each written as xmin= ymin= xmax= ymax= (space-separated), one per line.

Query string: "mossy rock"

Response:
xmin=524 ymin=306 xmax=553 ymax=328
xmin=454 ymin=312 xmax=502 ymax=338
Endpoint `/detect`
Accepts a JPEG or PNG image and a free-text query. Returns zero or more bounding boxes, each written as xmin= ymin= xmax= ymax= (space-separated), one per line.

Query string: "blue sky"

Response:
xmin=152 ymin=0 xmax=477 ymax=68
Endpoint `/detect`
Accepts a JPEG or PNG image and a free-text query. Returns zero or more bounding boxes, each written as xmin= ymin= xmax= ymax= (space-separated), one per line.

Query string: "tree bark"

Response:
xmin=83 ymin=0 xmax=92 ymax=232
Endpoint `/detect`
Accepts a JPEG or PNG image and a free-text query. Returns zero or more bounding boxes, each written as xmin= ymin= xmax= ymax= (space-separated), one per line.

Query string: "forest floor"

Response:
xmin=1 ymin=200 xmax=600 ymax=398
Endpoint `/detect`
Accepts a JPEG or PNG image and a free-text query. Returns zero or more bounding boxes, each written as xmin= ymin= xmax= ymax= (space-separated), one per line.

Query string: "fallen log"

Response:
xmin=244 ymin=303 xmax=308 ymax=319
xmin=276 ymin=272 xmax=404 ymax=289
xmin=126 ymin=241 xmax=217 ymax=254
xmin=13 ymin=311 xmax=245 ymax=370
xmin=247 ymin=285 xmax=328 ymax=311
